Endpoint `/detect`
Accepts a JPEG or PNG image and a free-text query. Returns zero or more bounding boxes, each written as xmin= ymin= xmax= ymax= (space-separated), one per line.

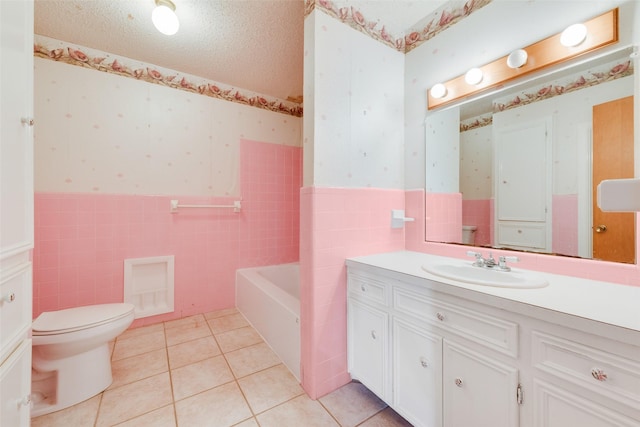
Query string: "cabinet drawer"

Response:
xmin=0 ymin=339 xmax=32 ymax=427
xmin=497 ymin=221 xmax=546 ymax=249
xmin=532 ymin=331 xmax=640 ymax=409
xmin=394 ymin=288 xmax=518 ymax=357
xmin=348 ymin=272 xmax=389 ymax=306
xmin=0 ymin=262 xmax=32 ymax=362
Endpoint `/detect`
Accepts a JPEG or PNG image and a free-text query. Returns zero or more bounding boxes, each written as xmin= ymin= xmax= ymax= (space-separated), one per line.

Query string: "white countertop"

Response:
xmin=346 ymin=251 xmax=640 ymax=336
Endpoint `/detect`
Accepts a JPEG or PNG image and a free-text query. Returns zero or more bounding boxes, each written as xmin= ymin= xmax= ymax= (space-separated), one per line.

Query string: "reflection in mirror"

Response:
xmin=425 ymin=46 xmax=635 ymax=264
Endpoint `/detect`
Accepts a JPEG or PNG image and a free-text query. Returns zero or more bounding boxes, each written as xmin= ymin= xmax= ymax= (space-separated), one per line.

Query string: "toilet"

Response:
xmin=30 ymin=303 xmax=135 ymax=417
xmin=462 ymin=225 xmax=477 ymax=245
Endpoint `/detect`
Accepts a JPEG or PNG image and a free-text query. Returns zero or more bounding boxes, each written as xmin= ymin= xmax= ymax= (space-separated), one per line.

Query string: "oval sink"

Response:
xmin=422 ymin=263 xmax=548 ymax=289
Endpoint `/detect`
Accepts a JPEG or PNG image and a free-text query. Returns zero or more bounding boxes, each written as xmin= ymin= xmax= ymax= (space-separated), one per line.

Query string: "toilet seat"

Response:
xmin=32 ymin=303 xmax=135 ymax=336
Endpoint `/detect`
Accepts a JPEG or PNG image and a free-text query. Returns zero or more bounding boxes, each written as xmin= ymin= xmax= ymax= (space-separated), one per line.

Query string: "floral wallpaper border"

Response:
xmin=459 ymin=58 xmax=634 ymax=132
xmin=34 ymin=35 xmax=303 ymax=118
xmin=305 ymin=0 xmax=491 ymax=53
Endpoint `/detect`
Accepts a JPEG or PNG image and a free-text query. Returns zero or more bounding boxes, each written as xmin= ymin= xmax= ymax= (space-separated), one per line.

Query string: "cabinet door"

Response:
xmin=444 ymin=341 xmax=519 ymax=427
xmin=0 ymin=0 xmax=34 ymax=261
xmin=0 ymin=339 xmax=32 ymax=427
xmin=348 ymin=299 xmax=389 ymax=400
xmin=533 ymin=379 xmax=640 ymax=427
xmin=393 ymin=318 xmax=442 ymax=427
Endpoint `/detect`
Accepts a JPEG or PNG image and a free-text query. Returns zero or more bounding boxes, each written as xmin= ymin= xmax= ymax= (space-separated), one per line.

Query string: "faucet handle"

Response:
xmin=466 ymin=251 xmax=484 ymax=266
xmin=498 ymin=256 xmax=519 ymax=271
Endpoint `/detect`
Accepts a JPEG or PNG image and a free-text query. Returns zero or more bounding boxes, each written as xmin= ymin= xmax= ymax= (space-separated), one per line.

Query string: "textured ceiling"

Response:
xmin=34 ymin=0 xmax=445 ymax=102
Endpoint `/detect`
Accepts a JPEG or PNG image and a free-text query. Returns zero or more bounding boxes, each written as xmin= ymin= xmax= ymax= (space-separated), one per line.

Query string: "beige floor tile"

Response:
xmin=256 ymin=394 xmax=339 ymax=427
xmin=113 ymin=404 xmax=176 ymax=427
xmin=110 ymin=348 xmax=168 ymax=389
xmin=358 ymin=407 xmax=413 ymax=427
xmin=164 ymin=314 xmax=206 ymax=330
xmin=204 ymin=307 xmax=239 ymax=320
xmin=216 ymin=326 xmax=263 ymax=353
xmin=207 ymin=312 xmax=250 ymax=334
xmin=165 ymin=317 xmax=212 ymax=346
xmin=233 ymin=418 xmax=259 ymax=427
xmin=238 ymin=364 xmax=304 ymax=414
xmin=112 ymin=330 xmax=166 ymax=361
xmin=118 ymin=323 xmax=165 ymax=340
xmin=31 ymin=394 xmax=101 ymax=427
xmin=175 ymin=382 xmax=252 ymax=427
xmin=319 ymin=382 xmax=387 ymax=427
xmin=168 ymin=335 xmax=221 ymax=369
xmin=96 ymin=372 xmax=173 ymax=427
xmin=171 ymin=355 xmax=235 ymax=401
xmin=225 ymin=342 xmax=282 ymax=378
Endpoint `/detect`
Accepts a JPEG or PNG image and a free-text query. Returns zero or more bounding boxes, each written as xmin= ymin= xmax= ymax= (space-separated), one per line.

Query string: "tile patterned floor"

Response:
xmin=31 ymin=308 xmax=413 ymax=427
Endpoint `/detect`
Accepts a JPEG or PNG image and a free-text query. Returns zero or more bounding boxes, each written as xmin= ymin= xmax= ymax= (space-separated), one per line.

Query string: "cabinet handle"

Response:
xmin=371 ymin=330 xmax=377 ymax=340
xmin=420 ymin=357 xmax=428 ymax=368
xmin=21 ymin=117 xmax=35 ymax=127
xmin=455 ymin=378 xmax=464 ymax=387
xmin=436 ymin=312 xmax=445 ymax=321
xmin=2 ymin=292 xmax=16 ymax=303
xmin=591 ymin=368 xmax=608 ymax=382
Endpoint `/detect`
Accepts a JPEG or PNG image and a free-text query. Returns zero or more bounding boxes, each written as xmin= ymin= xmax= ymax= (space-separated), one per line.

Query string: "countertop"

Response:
xmin=346 ymin=251 xmax=640 ymax=339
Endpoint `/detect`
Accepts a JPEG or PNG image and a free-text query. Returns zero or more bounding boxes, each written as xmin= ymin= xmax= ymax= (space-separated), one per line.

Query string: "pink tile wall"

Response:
xmin=552 ymin=194 xmax=578 ymax=257
xmin=300 ymin=187 xmax=405 ymax=399
xmin=424 ymin=192 xmax=462 ymax=243
xmin=462 ymin=199 xmax=492 ymax=246
xmin=32 ymin=140 xmax=302 ymax=324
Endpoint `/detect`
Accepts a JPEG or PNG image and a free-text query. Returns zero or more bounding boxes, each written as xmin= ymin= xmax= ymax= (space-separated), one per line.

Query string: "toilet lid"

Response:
xmin=32 ymin=303 xmax=135 ymax=335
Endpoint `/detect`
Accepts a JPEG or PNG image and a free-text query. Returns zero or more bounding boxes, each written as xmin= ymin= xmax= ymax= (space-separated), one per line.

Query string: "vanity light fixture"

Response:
xmin=430 ymin=83 xmax=447 ymax=99
xmin=560 ymin=23 xmax=588 ymax=47
xmin=506 ymin=49 xmax=528 ymax=69
xmin=152 ymin=0 xmax=179 ymax=36
xmin=465 ymin=68 xmax=483 ymax=85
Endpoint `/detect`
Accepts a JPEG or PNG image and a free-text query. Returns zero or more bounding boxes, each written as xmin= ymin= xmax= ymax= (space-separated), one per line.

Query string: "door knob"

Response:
xmin=595 ymin=225 xmax=607 ymax=233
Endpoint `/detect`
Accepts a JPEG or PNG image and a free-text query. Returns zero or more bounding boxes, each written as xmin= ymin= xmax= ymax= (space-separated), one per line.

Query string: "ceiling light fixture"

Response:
xmin=430 ymin=83 xmax=447 ymax=99
xmin=560 ymin=23 xmax=587 ymax=47
xmin=152 ymin=0 xmax=179 ymax=36
xmin=464 ymin=68 xmax=483 ymax=85
xmin=507 ymin=49 xmax=528 ymax=69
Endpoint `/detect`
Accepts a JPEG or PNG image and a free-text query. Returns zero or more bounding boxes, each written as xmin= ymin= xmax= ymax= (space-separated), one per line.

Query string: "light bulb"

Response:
xmin=560 ymin=23 xmax=587 ymax=47
xmin=431 ymin=83 xmax=447 ymax=99
xmin=465 ymin=68 xmax=483 ymax=85
xmin=152 ymin=0 xmax=179 ymax=36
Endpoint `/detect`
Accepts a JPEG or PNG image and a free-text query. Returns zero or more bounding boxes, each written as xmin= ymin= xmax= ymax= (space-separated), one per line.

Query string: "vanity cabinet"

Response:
xmin=348 ymin=269 xmax=520 ymax=427
xmin=346 ymin=261 xmax=640 ymax=427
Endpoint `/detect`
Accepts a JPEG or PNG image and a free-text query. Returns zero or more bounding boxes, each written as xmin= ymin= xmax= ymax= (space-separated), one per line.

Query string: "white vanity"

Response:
xmin=346 ymin=251 xmax=640 ymax=427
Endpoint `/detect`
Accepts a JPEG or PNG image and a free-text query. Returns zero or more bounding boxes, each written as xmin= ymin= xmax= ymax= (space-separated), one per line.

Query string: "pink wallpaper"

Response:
xmin=299 ymin=187 xmax=405 ymax=399
xmin=32 ymin=139 xmax=301 ymax=324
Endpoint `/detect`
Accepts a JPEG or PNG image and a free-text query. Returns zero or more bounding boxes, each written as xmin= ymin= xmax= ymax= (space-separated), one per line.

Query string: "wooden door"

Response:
xmin=592 ymin=96 xmax=634 ymax=263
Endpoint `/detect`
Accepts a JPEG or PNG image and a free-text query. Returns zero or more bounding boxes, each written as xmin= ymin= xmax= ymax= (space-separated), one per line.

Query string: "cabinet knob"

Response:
xmin=18 ymin=395 xmax=31 ymax=407
xmin=2 ymin=292 xmax=16 ymax=303
xmin=436 ymin=312 xmax=445 ymax=321
xmin=361 ymin=285 xmax=366 ymax=292
xmin=371 ymin=330 xmax=377 ymax=340
xmin=591 ymin=368 xmax=608 ymax=382
xmin=420 ymin=357 xmax=428 ymax=368
xmin=20 ymin=117 xmax=34 ymax=127
xmin=455 ymin=378 xmax=464 ymax=387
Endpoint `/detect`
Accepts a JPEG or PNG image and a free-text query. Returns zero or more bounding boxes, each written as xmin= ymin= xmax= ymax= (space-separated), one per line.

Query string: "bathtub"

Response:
xmin=235 ymin=263 xmax=300 ymax=381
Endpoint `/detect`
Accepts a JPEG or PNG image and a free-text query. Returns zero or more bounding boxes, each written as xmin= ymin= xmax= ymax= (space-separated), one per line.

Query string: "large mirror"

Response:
xmin=425 ymin=45 xmax=636 ymax=264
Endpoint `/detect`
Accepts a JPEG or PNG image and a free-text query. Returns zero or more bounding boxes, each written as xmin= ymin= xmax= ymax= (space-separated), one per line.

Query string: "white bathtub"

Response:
xmin=235 ymin=263 xmax=300 ymax=381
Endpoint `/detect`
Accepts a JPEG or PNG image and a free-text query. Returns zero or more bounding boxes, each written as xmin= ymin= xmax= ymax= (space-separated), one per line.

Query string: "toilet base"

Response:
xmin=31 ymin=343 xmax=112 ymax=417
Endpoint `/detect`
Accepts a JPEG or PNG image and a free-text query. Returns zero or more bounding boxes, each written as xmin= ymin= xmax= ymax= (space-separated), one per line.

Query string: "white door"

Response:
xmin=495 ymin=117 xmax=552 ymax=251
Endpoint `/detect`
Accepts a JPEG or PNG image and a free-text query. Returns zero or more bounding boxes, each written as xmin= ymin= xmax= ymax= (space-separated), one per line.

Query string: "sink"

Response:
xmin=421 ymin=263 xmax=548 ymax=289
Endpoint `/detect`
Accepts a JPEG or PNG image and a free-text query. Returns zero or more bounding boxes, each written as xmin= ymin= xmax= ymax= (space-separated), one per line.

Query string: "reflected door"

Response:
xmin=592 ymin=96 xmax=635 ymax=263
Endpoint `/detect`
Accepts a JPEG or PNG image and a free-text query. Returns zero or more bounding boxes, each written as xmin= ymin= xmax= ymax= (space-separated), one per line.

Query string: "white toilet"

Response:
xmin=462 ymin=225 xmax=477 ymax=245
xmin=30 ymin=303 xmax=135 ymax=417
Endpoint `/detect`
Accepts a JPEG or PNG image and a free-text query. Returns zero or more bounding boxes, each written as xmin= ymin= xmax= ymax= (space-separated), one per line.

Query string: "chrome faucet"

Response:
xmin=467 ymin=251 xmax=519 ymax=272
